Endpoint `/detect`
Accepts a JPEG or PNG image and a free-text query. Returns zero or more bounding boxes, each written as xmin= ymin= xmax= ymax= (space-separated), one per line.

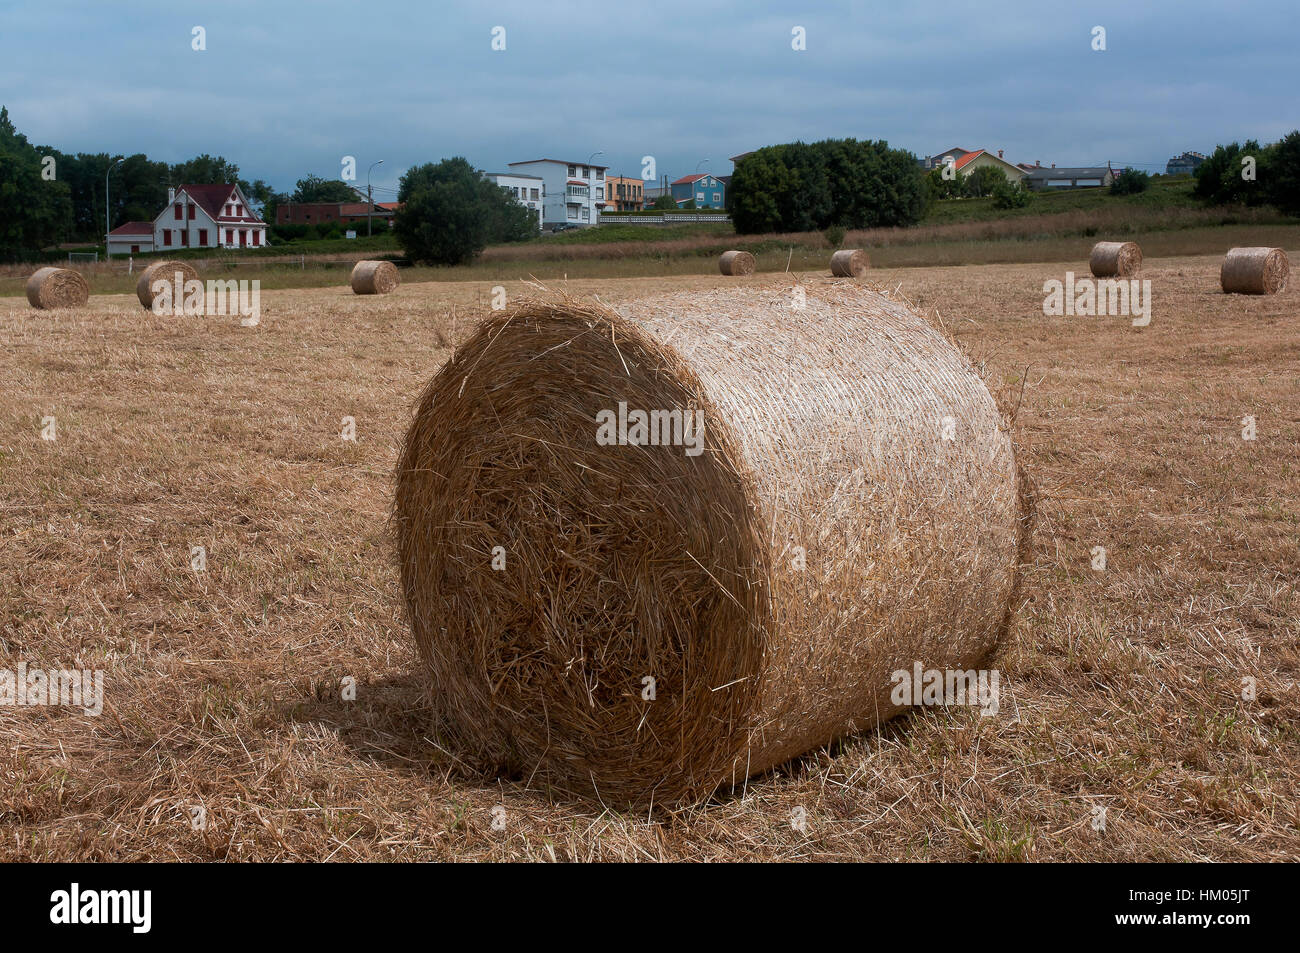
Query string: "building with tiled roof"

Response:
xmin=107 ymin=183 xmax=268 ymax=256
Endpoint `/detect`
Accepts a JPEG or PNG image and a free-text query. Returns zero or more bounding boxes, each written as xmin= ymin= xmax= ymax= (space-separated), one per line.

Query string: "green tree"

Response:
xmin=0 ymin=106 xmax=73 ymax=258
xmin=728 ymin=139 xmax=924 ymax=235
xmin=1265 ymin=130 xmax=1300 ymax=216
xmin=291 ymin=174 xmax=359 ymax=203
xmin=172 ymin=154 xmax=246 ymax=188
xmin=1110 ymin=168 xmax=1150 ymax=195
xmin=393 ymin=157 xmax=534 ymax=265
xmin=1194 ymin=140 xmax=1273 ymax=206
xmin=962 ymin=165 xmax=1005 ymax=198
xmin=651 ymin=194 xmax=677 ymax=210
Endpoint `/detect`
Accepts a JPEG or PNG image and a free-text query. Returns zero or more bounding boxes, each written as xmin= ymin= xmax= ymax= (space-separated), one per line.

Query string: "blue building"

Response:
xmin=670 ymin=172 xmax=726 ymax=209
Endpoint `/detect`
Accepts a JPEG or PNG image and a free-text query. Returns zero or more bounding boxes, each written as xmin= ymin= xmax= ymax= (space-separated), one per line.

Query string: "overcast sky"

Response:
xmin=2 ymin=0 xmax=1296 ymax=197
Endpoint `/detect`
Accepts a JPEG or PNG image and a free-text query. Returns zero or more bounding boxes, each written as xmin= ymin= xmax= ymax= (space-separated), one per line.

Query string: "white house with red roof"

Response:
xmin=107 ymin=183 xmax=268 ymax=256
xmin=919 ymin=147 xmax=1026 ymax=185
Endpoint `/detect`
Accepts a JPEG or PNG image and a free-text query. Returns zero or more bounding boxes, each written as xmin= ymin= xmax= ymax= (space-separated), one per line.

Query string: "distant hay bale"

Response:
xmin=350 ymin=260 xmax=400 ymax=295
xmin=1220 ymin=247 xmax=1289 ymax=295
xmin=136 ymin=261 xmax=200 ymax=309
xmin=829 ymin=248 xmax=869 ymax=277
xmin=718 ymin=250 xmax=755 ymax=276
xmin=394 ymin=285 xmax=1029 ymax=806
xmin=1089 ymin=241 xmax=1142 ymax=277
xmin=25 ymin=268 xmax=89 ymax=309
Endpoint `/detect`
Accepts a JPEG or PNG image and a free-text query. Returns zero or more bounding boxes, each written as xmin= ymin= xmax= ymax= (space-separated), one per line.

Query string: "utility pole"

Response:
xmin=367 ymin=159 xmax=384 ymax=237
xmin=104 ymin=156 xmax=123 ymax=259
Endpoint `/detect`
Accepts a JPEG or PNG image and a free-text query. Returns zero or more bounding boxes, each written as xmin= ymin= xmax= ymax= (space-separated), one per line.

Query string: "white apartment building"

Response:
xmin=506 ymin=158 xmax=608 ymax=227
xmin=483 ymin=172 xmax=544 ymax=230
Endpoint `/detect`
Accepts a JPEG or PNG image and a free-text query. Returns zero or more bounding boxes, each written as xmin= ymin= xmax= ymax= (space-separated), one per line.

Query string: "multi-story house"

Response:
xmin=106 ymin=183 xmax=268 ymax=255
xmin=484 ymin=172 xmax=545 ymax=230
xmin=506 ymin=158 xmax=608 ymax=227
xmin=605 ymin=175 xmax=645 ymax=212
xmin=670 ymin=172 xmax=726 ymax=209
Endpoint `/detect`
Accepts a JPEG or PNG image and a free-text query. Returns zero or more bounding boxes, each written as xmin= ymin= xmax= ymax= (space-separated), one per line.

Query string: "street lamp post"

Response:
xmin=104 ymin=156 xmax=123 ymax=259
xmin=367 ymin=160 xmax=384 ymax=237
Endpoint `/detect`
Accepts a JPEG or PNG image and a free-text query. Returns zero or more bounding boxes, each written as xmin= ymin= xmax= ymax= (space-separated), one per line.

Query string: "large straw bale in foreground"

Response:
xmin=136 ymin=261 xmax=200 ymax=309
xmin=1089 ymin=241 xmax=1142 ymax=277
xmin=718 ymin=250 xmax=755 ymax=276
xmin=1220 ymin=247 xmax=1289 ymax=294
xmin=26 ymin=268 xmax=89 ymax=309
xmin=350 ymin=260 xmax=400 ymax=295
xmin=394 ymin=285 xmax=1029 ymax=805
xmin=829 ymin=248 xmax=869 ymax=277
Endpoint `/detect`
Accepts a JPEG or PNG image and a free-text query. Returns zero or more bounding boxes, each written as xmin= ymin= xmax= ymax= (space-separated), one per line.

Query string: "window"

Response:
xmin=568 ymin=165 xmax=576 ymax=176
xmin=198 ymin=229 xmax=208 ymax=246
xmin=188 ymin=204 xmax=195 ymax=220
xmin=596 ymin=169 xmax=603 ymax=180
xmin=568 ymin=207 xmax=577 ymax=220
xmin=596 ymin=187 xmax=603 ymax=199
xmin=163 ymin=230 xmax=171 ymax=246
xmin=235 ymin=204 xmax=242 ymax=215
xmin=713 ymin=193 xmax=721 ymax=203
xmin=174 ymin=204 xmax=182 ymax=220
xmin=131 ymin=244 xmax=139 ymax=254
xmin=530 ymin=188 xmax=539 ymax=200
xmin=696 ymin=192 xmax=704 ymax=201
xmin=581 ymin=207 xmax=589 ymax=221
xmin=226 ymin=229 xmax=234 ymax=243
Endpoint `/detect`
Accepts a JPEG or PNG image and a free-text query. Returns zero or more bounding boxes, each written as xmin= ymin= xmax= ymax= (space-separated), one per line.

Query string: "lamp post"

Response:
xmin=104 ymin=156 xmax=123 ymax=259
xmin=367 ymin=159 xmax=384 ymax=237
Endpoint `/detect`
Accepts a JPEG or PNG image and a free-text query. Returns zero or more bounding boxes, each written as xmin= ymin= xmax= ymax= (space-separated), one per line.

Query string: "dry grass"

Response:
xmin=1 ymin=255 xmax=1296 ymax=860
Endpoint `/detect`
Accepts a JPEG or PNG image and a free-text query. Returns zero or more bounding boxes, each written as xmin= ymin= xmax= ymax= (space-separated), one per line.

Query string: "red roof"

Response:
xmin=108 ymin=221 xmax=154 ymax=236
xmin=953 ymin=150 xmax=985 ymax=172
xmin=175 ymin=184 xmax=265 ymax=224
xmin=376 ymin=202 xmax=403 ymax=211
xmin=567 ymin=179 xmax=589 ymax=186
xmin=672 ymin=173 xmax=708 ymax=185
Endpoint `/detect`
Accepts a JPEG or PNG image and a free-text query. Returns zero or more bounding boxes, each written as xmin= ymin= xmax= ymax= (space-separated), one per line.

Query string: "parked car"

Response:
xmin=550 ymin=223 xmax=579 ymax=233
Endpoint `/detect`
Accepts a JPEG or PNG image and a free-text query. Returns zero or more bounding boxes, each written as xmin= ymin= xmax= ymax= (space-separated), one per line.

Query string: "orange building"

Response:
xmin=605 ymin=175 xmax=644 ymax=212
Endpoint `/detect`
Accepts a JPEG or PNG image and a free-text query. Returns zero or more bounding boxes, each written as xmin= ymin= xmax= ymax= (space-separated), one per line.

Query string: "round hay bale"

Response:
xmin=829 ymin=248 xmax=869 ymax=278
xmin=1089 ymin=241 xmax=1142 ymax=277
xmin=351 ymin=260 xmax=400 ymax=295
xmin=1220 ymin=247 xmax=1289 ymax=295
xmin=394 ymin=285 xmax=1029 ymax=806
xmin=25 ymin=267 xmax=89 ymax=309
xmin=718 ymin=250 xmax=755 ymax=276
xmin=136 ymin=261 xmax=200 ymax=309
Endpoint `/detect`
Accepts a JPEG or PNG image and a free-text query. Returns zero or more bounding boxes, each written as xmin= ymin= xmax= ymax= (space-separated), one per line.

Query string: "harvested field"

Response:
xmin=1 ymin=253 xmax=1296 ymax=861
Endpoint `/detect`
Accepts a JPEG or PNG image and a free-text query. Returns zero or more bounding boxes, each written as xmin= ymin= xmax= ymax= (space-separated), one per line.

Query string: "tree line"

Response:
xmin=0 ymin=105 xmax=369 ymax=260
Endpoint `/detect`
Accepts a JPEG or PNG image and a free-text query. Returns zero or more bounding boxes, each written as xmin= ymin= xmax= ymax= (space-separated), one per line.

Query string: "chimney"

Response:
xmin=168 ymin=187 xmax=175 ymax=203
xmin=998 ymin=149 xmax=1004 ymax=159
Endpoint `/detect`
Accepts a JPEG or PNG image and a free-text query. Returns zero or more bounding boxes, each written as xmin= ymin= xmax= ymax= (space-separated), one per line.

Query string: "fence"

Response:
xmin=599 ymin=213 xmax=731 ymax=225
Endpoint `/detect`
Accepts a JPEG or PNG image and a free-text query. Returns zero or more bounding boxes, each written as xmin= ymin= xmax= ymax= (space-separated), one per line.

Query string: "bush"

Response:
xmin=1110 ymin=169 xmax=1150 ymax=195
xmin=962 ymin=166 xmax=1005 ymax=199
xmin=991 ymin=180 xmax=1031 ymax=209
xmin=652 ymin=195 xmax=677 ymax=210
xmin=824 ymin=224 xmax=846 ymax=247
xmin=728 ymin=138 xmax=926 ymax=234
xmin=394 ymin=157 xmax=535 ymax=265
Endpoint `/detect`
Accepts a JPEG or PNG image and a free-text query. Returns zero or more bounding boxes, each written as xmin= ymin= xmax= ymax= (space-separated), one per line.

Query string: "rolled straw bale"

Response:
xmin=136 ymin=260 xmax=200 ymax=309
xmin=394 ymin=285 xmax=1030 ymax=805
xmin=25 ymin=268 xmax=89 ymax=309
xmin=829 ymin=248 xmax=869 ymax=277
xmin=718 ymin=250 xmax=755 ymax=276
xmin=1220 ymin=247 xmax=1289 ymax=295
xmin=1089 ymin=241 xmax=1142 ymax=277
xmin=351 ymin=259 xmax=400 ymax=295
